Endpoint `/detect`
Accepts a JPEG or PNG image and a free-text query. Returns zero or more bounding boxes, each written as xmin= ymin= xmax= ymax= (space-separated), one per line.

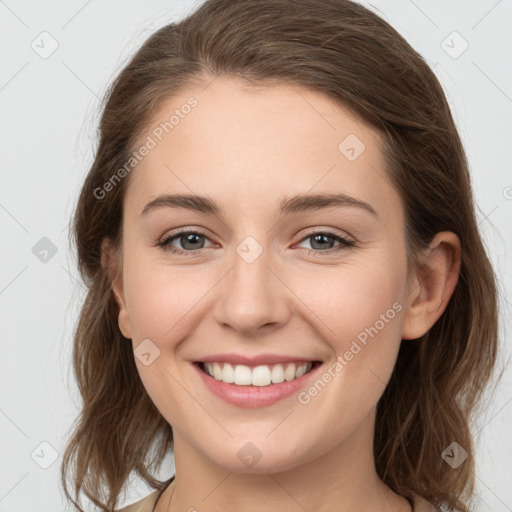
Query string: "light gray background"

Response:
xmin=0 ymin=1 xmax=511 ymax=510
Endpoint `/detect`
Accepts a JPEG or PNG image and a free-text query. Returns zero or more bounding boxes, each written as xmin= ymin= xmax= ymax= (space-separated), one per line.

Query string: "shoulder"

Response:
xmin=115 ymin=490 xmax=160 ymax=512
xmin=116 ymin=487 xmax=438 ymax=512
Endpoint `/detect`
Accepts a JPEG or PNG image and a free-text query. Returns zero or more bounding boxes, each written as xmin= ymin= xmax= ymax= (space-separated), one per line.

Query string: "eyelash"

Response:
xmin=155 ymin=228 xmax=356 ymax=256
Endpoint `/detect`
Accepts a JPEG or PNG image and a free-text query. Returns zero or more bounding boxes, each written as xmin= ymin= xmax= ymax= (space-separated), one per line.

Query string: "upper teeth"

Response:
xmin=203 ymin=362 xmax=313 ymax=387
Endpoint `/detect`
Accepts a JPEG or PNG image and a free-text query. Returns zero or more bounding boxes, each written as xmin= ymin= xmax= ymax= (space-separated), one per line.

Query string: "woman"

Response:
xmin=60 ymin=1 xmax=500 ymax=511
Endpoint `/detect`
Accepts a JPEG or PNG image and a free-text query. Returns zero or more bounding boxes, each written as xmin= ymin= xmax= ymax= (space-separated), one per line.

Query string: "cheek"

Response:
xmin=289 ymin=268 xmax=405 ymax=432
xmin=122 ymin=260 xmax=218 ymax=424
xmin=123 ymin=256 xmax=216 ymax=342
xmin=295 ymin=259 xmax=405 ymax=350
xmin=289 ymin=252 xmax=407 ymax=407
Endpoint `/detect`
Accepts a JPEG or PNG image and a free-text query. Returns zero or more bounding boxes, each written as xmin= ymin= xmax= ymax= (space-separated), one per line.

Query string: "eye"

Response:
xmin=156 ymin=228 xmax=356 ymax=256
xmin=156 ymin=229 xmax=214 ymax=255
xmin=296 ymin=231 xmax=355 ymax=255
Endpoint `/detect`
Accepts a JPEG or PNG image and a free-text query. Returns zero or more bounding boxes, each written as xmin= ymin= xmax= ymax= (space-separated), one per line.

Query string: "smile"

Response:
xmin=193 ymin=360 xmax=323 ymax=408
xmin=199 ymin=361 xmax=319 ymax=387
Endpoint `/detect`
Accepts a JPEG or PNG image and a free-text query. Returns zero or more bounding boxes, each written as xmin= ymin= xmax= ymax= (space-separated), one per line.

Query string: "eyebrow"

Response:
xmin=140 ymin=192 xmax=378 ymax=218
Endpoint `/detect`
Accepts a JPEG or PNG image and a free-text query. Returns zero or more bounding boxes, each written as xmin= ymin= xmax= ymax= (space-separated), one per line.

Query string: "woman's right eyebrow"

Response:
xmin=140 ymin=192 xmax=379 ymax=219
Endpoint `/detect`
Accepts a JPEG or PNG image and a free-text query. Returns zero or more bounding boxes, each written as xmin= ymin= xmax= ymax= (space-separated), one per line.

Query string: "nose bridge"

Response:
xmin=213 ymin=233 xmax=288 ymax=334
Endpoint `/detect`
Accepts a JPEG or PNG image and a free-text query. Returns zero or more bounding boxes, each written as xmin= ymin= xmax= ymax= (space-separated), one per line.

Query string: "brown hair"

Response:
xmin=60 ymin=0 xmax=502 ymax=510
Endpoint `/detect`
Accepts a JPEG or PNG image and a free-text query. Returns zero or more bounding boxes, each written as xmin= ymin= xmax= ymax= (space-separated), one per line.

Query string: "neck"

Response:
xmin=157 ymin=409 xmax=411 ymax=512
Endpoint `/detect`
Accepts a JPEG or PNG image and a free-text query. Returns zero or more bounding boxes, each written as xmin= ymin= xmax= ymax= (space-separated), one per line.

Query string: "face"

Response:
xmin=109 ymin=75 xmax=420 ymax=474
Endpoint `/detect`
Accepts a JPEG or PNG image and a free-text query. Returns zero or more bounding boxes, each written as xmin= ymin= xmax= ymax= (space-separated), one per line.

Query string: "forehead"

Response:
xmin=124 ymin=76 xmax=399 ymax=222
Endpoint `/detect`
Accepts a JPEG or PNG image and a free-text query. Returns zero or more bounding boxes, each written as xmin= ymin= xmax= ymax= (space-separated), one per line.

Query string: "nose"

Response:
xmin=213 ymin=240 xmax=291 ymax=336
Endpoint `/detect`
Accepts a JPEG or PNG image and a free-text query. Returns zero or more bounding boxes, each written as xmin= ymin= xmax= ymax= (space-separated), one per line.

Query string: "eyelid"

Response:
xmin=156 ymin=226 xmax=357 ymax=258
xmin=294 ymin=230 xmax=356 ymax=254
xmin=155 ymin=227 xmax=214 ymax=252
xmin=298 ymin=226 xmax=355 ymax=243
xmin=157 ymin=226 xmax=354 ymax=243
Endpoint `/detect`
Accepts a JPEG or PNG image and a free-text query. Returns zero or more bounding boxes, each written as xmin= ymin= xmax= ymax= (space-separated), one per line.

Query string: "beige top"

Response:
xmin=116 ymin=488 xmax=438 ymax=512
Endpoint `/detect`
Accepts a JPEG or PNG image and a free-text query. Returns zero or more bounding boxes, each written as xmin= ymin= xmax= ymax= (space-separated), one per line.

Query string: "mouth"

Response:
xmin=194 ymin=360 xmax=322 ymax=387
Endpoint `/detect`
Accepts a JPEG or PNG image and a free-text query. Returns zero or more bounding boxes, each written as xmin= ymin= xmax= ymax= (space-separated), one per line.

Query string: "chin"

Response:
xmin=200 ymin=439 xmax=312 ymax=475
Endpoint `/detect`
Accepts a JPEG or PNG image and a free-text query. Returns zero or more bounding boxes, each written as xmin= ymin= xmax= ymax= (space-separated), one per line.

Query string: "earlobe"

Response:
xmin=100 ymin=237 xmax=132 ymax=340
xmin=401 ymin=231 xmax=461 ymax=340
xmin=117 ymin=308 xmax=133 ymax=340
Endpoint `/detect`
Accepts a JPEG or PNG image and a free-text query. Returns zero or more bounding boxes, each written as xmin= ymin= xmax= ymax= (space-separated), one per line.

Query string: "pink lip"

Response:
xmin=197 ymin=353 xmax=321 ymax=367
xmin=193 ymin=361 xmax=321 ymax=408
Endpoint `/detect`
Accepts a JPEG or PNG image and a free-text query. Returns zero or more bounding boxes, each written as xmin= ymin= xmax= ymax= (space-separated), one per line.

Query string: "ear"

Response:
xmin=101 ymin=237 xmax=132 ymax=340
xmin=401 ymin=231 xmax=461 ymax=340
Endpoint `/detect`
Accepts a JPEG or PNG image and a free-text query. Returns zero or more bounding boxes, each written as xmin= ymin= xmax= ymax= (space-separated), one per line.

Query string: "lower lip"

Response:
xmin=193 ymin=362 xmax=321 ymax=408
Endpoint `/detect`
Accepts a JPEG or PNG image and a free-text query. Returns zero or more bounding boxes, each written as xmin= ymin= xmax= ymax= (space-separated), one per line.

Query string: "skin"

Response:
xmin=102 ymin=75 xmax=460 ymax=512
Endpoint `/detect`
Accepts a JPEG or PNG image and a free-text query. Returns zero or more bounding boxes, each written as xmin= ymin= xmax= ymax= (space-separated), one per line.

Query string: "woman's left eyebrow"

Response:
xmin=140 ymin=192 xmax=379 ymax=218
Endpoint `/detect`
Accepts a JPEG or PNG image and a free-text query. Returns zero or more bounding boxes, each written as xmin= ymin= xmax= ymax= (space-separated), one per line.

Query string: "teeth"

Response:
xmin=212 ymin=362 xmax=223 ymax=380
xmin=234 ymin=364 xmax=252 ymax=385
xmin=220 ymin=362 xmax=234 ymax=383
xmin=284 ymin=363 xmax=296 ymax=381
xmin=271 ymin=364 xmax=285 ymax=384
xmin=251 ymin=365 xmax=271 ymax=386
xmin=202 ymin=362 xmax=314 ymax=386
xmin=295 ymin=363 xmax=308 ymax=378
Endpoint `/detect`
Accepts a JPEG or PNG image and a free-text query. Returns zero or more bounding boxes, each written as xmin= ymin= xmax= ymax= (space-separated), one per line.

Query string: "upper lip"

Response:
xmin=195 ymin=353 xmax=321 ymax=367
